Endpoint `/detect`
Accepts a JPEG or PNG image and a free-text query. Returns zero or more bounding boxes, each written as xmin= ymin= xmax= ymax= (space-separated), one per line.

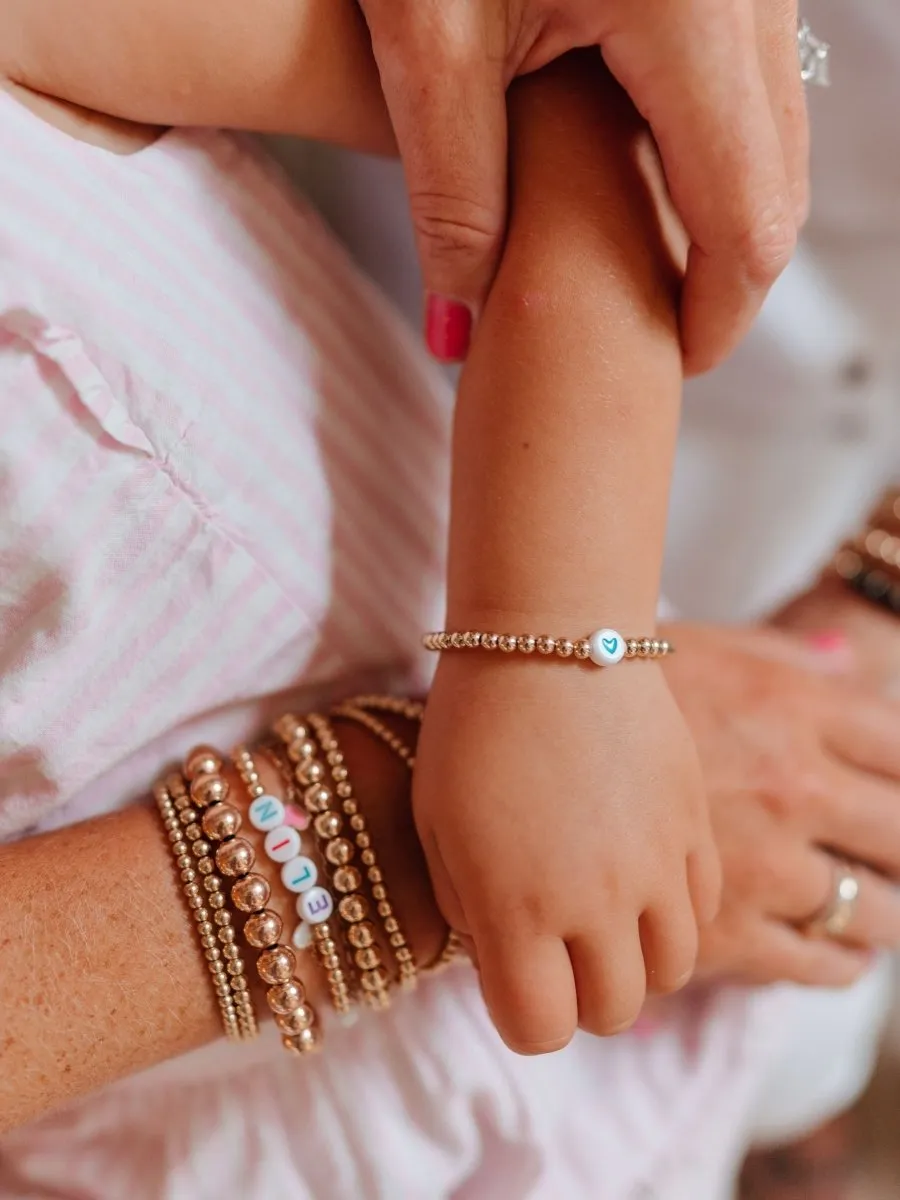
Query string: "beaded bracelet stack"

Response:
xmin=155 ymin=693 xmax=465 ymax=1055
xmin=832 ymin=487 xmax=900 ymax=616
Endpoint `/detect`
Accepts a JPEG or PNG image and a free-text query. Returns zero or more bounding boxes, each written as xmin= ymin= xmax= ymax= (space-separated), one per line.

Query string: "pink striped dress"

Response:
xmin=0 ymin=90 xmax=857 ymax=1199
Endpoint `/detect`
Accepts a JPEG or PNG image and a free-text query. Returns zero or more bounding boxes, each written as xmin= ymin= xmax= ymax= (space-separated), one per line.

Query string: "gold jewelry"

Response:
xmin=154 ymin=774 xmax=248 ymax=1041
xmin=424 ymin=629 xmax=671 ymax=666
xmin=428 ymin=929 xmax=466 ymax=973
xmin=333 ymin=703 xmax=417 ymax=769
xmin=230 ymin=745 xmax=325 ymax=1051
xmin=309 ymin=714 xmax=418 ymax=994
xmin=802 ymin=860 xmax=860 ymax=939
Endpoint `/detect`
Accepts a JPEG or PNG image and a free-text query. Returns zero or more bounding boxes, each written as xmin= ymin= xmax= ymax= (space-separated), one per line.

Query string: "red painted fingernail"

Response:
xmin=425 ymin=295 xmax=472 ymax=362
xmin=807 ymin=630 xmax=849 ymax=653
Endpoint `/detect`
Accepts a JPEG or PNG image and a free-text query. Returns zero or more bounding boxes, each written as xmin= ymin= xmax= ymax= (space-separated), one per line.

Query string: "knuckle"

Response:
xmin=736 ymin=205 xmax=797 ymax=288
xmin=410 ymin=190 xmax=502 ymax=271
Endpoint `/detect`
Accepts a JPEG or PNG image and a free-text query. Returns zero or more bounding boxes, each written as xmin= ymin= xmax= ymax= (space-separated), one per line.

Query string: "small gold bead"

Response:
xmin=267 ymin=981 xmax=305 ymax=1014
xmin=626 ymin=639 xmax=638 ymax=656
xmin=296 ymin=759 xmax=326 ymax=786
xmin=318 ymin=938 xmax=338 ymax=956
xmin=660 ymin=640 xmax=670 ymax=654
xmin=355 ymin=947 xmax=381 ymax=971
xmin=190 ymin=774 xmax=229 ymax=808
xmin=389 ymin=932 xmax=406 ymax=949
xmin=371 ymin=883 xmax=387 ymax=901
xmin=205 ymin=946 xmax=222 ymax=962
xmin=194 ymin=907 xmax=211 ymax=925
xmin=536 ymin=635 xmax=556 ymax=655
xmin=395 ymin=946 xmax=414 ymax=963
xmin=347 ymin=921 xmax=376 ymax=949
xmin=201 ymin=803 xmax=242 ymax=842
xmin=274 ymin=714 xmax=307 ymax=743
xmin=481 ymin=632 xmax=499 ymax=650
xmin=276 ymin=1004 xmax=315 ymax=1035
xmin=214 ymin=909 xmax=233 ymax=927
xmin=650 ymin=639 xmax=661 ymax=656
xmin=499 ymin=634 xmax=517 ymax=652
xmin=231 ymin=873 xmax=271 ymax=913
xmin=338 ymin=784 xmax=354 ymax=800
xmin=178 ymin=806 xmax=200 ymax=826
xmin=322 ymin=954 xmax=342 ymax=971
xmin=377 ymin=900 xmax=392 ymax=919
xmin=556 ymin=639 xmax=574 ymax=658
xmin=257 ymin=946 xmax=297 ymax=985
xmin=304 ymin=784 xmax=333 ymax=814
xmin=197 ymin=921 xmax=214 ymax=937
xmin=181 ymin=868 xmax=197 ymax=884
xmin=333 ymin=867 xmax=362 ymax=894
xmin=327 ymin=750 xmax=343 ymax=767
xmin=349 ymin=815 xmax=365 ymax=833
xmin=222 ymin=942 xmax=241 ymax=961
xmin=197 ymin=856 xmax=215 ymax=875
xmin=355 ymin=831 xmax=371 ymax=850
xmin=574 ymin=639 xmax=591 ymax=660
xmin=640 ymin=638 xmax=652 ymax=655
xmin=315 ymin=812 xmax=343 ymax=839
xmin=360 ymin=849 xmax=376 ymax=868
xmin=208 ymin=892 xmax=225 ymax=910
xmin=202 ymin=875 xmax=223 ymax=893
xmin=171 ymin=841 xmax=189 ymax=858
xmin=517 ymin=635 xmax=536 ymax=654
xmin=219 ymin=925 xmax=237 ymax=944
xmin=383 ymin=916 xmax=400 ymax=935
xmin=332 ymin=765 xmax=349 ymax=782
xmin=191 ymin=838 xmax=212 ymax=858
xmin=230 ymin=975 xmax=250 ymax=993
xmin=215 ymin=837 xmax=255 ymax=877
xmin=293 ymin=1027 xmax=321 ymax=1054
xmin=360 ymin=967 xmax=390 ymax=993
xmin=226 ymin=959 xmax=246 ymax=977
xmin=288 ymin=738 xmax=317 ymax=763
xmin=367 ymin=865 xmax=383 ymax=884
xmin=244 ymin=909 xmax=283 ymax=948
xmin=339 ymin=895 xmax=368 ymax=923
xmin=325 ymin=838 xmax=354 ymax=866
xmin=201 ymin=934 xmax=218 ymax=950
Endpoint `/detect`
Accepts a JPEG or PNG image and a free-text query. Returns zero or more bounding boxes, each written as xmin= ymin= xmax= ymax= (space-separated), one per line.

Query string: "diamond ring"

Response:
xmin=798 ymin=18 xmax=830 ymax=87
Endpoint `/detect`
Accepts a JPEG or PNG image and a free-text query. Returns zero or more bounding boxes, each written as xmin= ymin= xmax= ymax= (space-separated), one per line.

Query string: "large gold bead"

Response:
xmin=333 ymin=867 xmax=362 ymax=894
xmin=202 ymin=803 xmax=242 ymax=842
xmin=267 ymin=981 xmax=305 ymax=1014
xmin=257 ymin=946 xmax=297 ymax=985
xmin=315 ymin=812 xmax=343 ymax=840
xmin=184 ymin=746 xmax=223 ymax=781
xmin=325 ymin=838 xmax=353 ymax=866
xmin=304 ymin=784 xmax=333 ymax=814
xmin=338 ymin=895 xmax=368 ymax=923
xmin=231 ymin=873 xmax=271 ymax=913
xmin=191 ymin=773 xmax=229 ymax=808
xmin=275 ymin=1004 xmax=315 ymax=1035
xmin=215 ymin=838 xmax=255 ymax=877
xmin=244 ymin=909 xmax=283 ymax=948
xmin=348 ymin=921 xmax=376 ymax=949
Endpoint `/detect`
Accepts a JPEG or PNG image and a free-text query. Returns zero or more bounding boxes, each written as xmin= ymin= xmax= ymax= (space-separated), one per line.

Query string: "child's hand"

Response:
xmin=414 ymin=652 xmax=719 ymax=1053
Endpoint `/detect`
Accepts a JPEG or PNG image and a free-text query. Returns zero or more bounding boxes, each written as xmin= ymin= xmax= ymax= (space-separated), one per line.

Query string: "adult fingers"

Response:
xmin=813 ymin=766 xmax=900 ymax=879
xmin=733 ymin=918 xmax=871 ymax=988
xmin=569 ymin=926 xmax=647 ymax=1035
xmin=810 ymin=859 xmax=900 ymax=949
xmin=359 ymin=0 xmax=508 ymax=362
xmin=825 ymin=690 xmax=900 ymax=782
xmin=477 ymin=930 xmax=578 ymax=1054
xmin=603 ymin=0 xmax=796 ymax=376
xmin=755 ymin=0 xmax=810 ymax=224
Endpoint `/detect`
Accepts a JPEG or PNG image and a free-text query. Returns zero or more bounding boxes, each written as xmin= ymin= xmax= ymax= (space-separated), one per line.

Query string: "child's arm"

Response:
xmin=414 ymin=53 xmax=719 ymax=1051
xmin=0 ymin=0 xmax=394 ymax=153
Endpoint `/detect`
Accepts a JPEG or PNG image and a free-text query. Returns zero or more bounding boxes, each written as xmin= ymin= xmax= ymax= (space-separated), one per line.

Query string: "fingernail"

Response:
xmin=807 ymin=630 xmax=849 ymax=654
xmin=425 ymin=295 xmax=472 ymax=362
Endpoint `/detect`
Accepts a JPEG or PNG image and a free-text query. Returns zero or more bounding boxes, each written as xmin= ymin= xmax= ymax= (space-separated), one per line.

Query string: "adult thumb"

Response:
xmin=375 ymin=39 xmax=508 ymax=362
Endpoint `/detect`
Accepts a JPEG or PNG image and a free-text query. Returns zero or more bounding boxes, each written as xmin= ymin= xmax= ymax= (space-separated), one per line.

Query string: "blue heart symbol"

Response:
xmin=602 ymin=636 xmax=618 ymax=653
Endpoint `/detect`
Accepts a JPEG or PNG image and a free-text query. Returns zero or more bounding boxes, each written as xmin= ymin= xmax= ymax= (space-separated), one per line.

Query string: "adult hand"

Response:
xmin=357 ymin=0 xmax=806 ymax=370
xmin=662 ymin=623 xmax=900 ymax=988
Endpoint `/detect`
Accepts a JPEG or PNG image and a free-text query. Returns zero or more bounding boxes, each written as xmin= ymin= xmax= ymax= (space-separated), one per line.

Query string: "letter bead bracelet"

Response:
xmin=423 ymin=628 xmax=672 ymax=666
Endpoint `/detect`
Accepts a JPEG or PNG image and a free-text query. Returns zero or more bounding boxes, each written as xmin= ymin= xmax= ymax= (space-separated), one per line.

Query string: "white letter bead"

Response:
xmin=281 ymin=855 xmax=318 ymax=893
xmin=299 ymin=886 xmax=334 ymax=925
xmin=248 ymin=794 xmax=286 ymax=832
xmin=588 ymin=628 xmax=626 ymax=666
xmin=264 ymin=825 xmax=302 ymax=863
xmin=291 ymin=922 xmax=314 ymax=950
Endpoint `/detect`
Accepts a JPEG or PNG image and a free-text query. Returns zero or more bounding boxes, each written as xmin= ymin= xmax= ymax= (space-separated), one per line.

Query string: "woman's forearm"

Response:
xmin=447 ymin=53 xmax=682 ymax=632
xmin=0 ymin=726 xmax=440 ymax=1132
xmin=0 ymin=0 xmax=394 ymax=154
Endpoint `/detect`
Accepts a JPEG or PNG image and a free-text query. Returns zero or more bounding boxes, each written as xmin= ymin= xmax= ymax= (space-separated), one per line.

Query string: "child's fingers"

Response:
xmin=687 ymin=836 xmax=723 ymax=927
xmin=476 ymin=930 xmax=577 ymax=1055
xmin=568 ymin=927 xmax=647 ymax=1036
xmin=639 ymin=891 xmax=699 ymax=995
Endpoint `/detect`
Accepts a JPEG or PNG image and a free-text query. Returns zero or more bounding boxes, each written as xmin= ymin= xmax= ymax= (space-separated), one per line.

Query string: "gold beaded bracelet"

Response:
xmin=170 ymin=759 xmax=260 ymax=1039
xmin=424 ymin=628 xmax=671 ymax=667
xmin=233 ymin=744 xmax=355 ymax=1024
xmin=154 ymin=777 xmax=246 ymax=1040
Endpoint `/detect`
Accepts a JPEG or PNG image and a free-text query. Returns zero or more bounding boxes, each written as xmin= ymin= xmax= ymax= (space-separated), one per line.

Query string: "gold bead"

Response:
xmin=171 ymin=840 xmax=189 ymax=858
xmin=202 ymin=875 xmax=222 ymax=893
xmin=390 ymin=932 xmax=406 ymax=949
xmin=231 ymin=873 xmax=271 ymax=913
xmin=536 ymin=636 xmax=555 ymax=655
xmin=377 ymin=900 xmax=392 ymax=918
xmin=185 ymin=881 xmax=202 ymax=899
xmin=347 ymin=921 xmax=376 ymax=949
xmin=327 ymin=750 xmax=343 ymax=767
xmin=304 ymin=784 xmax=332 ymax=814
xmin=192 ymin=838 xmax=212 ymax=858
xmin=333 ymin=867 xmax=362 ymax=893
xmin=574 ymin=639 xmax=590 ymax=659
xmin=209 ymin=892 xmax=226 ymax=910
xmin=176 ymin=853 xmax=193 ymax=870
xmin=395 ymin=946 xmax=413 ymax=963
xmin=226 ymin=958 xmax=246 ymax=977
xmin=178 ymin=806 xmax=200 ymax=826
xmin=214 ymin=909 xmax=233 ymax=927
xmin=293 ymin=1026 xmax=321 ymax=1054
xmin=181 ymin=868 xmax=197 ymax=884
xmin=288 ymin=738 xmax=317 ymax=763
xmin=660 ymin=640 xmax=670 ymax=654
xmin=184 ymin=746 xmax=223 ymax=781
xmin=200 ymin=934 xmax=218 ymax=950
xmin=650 ymin=639 xmax=661 ymax=656
xmin=339 ymin=895 xmax=368 ymax=923
xmin=332 ymin=765 xmax=349 ymax=782
xmin=318 ymin=938 xmax=338 ymax=956
xmin=205 ymin=946 xmax=222 ymax=962
xmin=355 ymin=947 xmax=381 ymax=971
xmin=219 ymin=926 xmax=237 ymax=944
xmin=499 ymin=635 xmax=517 ymax=653
xmin=275 ymin=1004 xmax=315 ymax=1035
xmin=202 ymin=803 xmax=242 ymax=842
xmin=481 ymin=633 xmax=499 ymax=650
xmin=360 ymin=967 xmax=390 ymax=992
xmin=244 ymin=909 xmax=283 ymax=947
xmin=367 ymin=866 xmax=383 ymax=884
xmin=626 ymin=639 xmax=638 ymax=656
xmin=338 ymin=784 xmax=354 ymax=800
xmin=257 ymin=946 xmax=297 ymax=985
xmin=314 ymin=812 xmax=343 ymax=839
xmin=215 ymin=837 xmax=255 ymax=877
xmin=267 ymin=981 xmax=305 ymax=1014
xmin=197 ymin=856 xmax=215 ymax=875
xmin=383 ymin=916 xmax=399 ymax=935
xmin=222 ymin=942 xmax=241 ymax=961
xmin=274 ymin=714 xmax=307 ymax=743
xmin=517 ymin=635 xmax=536 ymax=654
xmin=556 ymin=639 xmax=574 ymax=658
xmin=296 ymin=759 xmax=326 ymax=786
xmin=197 ymin=921 xmax=215 ymax=937
xmin=325 ymin=838 xmax=354 ymax=866
xmin=322 ymin=954 xmax=341 ymax=971
xmin=349 ymin=814 xmax=365 ymax=832
xmin=360 ymin=849 xmax=376 ymax=867
xmin=371 ymin=883 xmax=387 ymax=901
xmin=190 ymin=774 xmax=229 ymax=808
xmin=230 ymin=975 xmax=250 ymax=993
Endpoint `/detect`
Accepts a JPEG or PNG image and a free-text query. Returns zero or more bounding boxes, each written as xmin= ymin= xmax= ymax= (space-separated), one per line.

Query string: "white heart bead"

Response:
xmin=281 ymin=855 xmax=318 ymax=893
xmin=588 ymin=628 xmax=626 ymax=666
xmin=299 ymin=886 xmax=334 ymax=924
xmin=291 ymin=922 xmax=314 ymax=950
xmin=264 ymin=825 xmax=302 ymax=863
xmin=248 ymin=794 xmax=285 ymax=832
